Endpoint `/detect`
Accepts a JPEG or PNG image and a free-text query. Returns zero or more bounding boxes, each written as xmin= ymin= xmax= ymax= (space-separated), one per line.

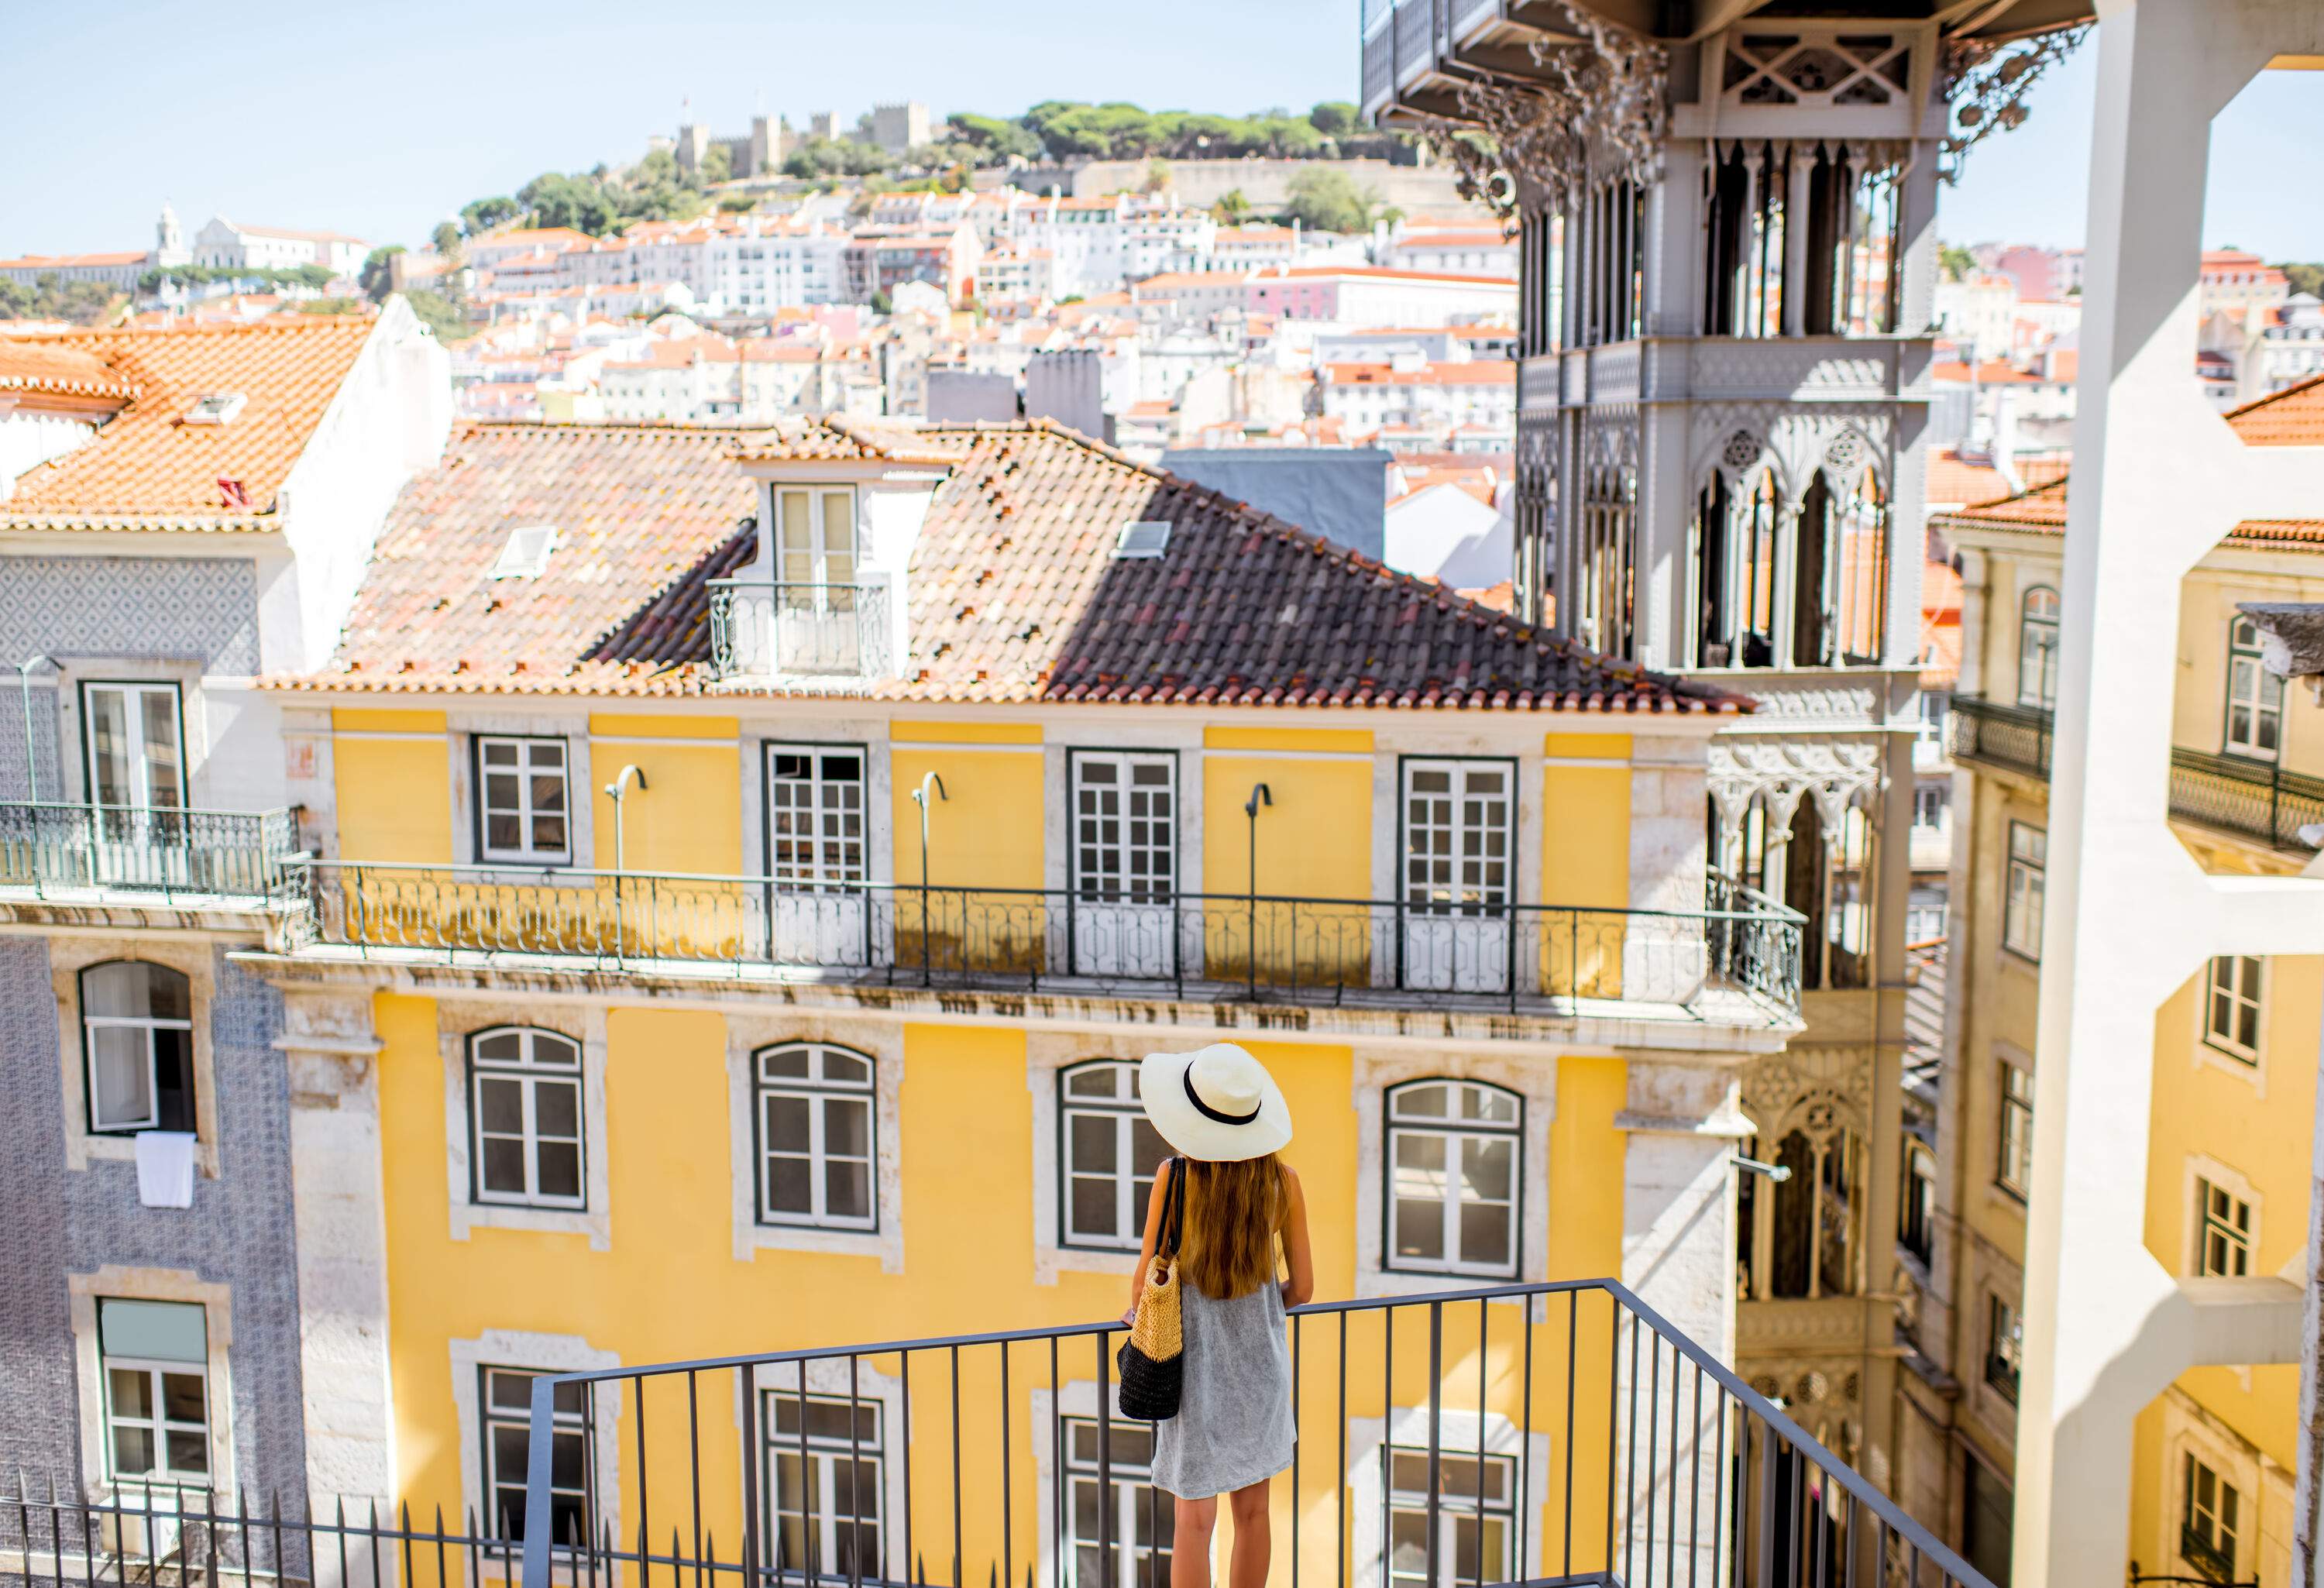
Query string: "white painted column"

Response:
xmin=2013 ymin=3 xmax=2324 ymax=1581
xmin=280 ymin=985 xmax=397 ymax=1588
xmin=1618 ymin=1057 xmax=1752 ymax=1585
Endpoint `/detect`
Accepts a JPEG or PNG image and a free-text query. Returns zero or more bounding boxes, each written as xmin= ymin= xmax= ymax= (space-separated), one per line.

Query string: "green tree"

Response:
xmin=2279 ymin=263 xmax=2324 ymax=299
xmin=519 ymin=172 xmax=619 ymax=234
xmin=0 ymin=273 xmax=119 ymax=325
xmin=403 ymin=288 xmax=472 ymax=342
xmin=1283 ymin=168 xmax=1378 ymax=234
xmin=949 ymin=113 xmax=1042 ymax=163
xmin=699 ymin=143 xmax=732 ymax=185
xmin=461 ymin=195 xmax=521 ymax=235
xmin=1309 ymin=101 xmax=1360 ymax=136
xmin=359 ymin=246 xmax=405 ymax=304
xmin=1142 ymin=158 xmax=1172 ymax=194
xmin=1212 ymin=188 xmax=1253 ymax=225
xmin=1939 ymin=244 xmax=1976 ymax=283
xmin=431 ymin=222 xmax=463 ymax=263
xmin=297 ymin=296 xmax=366 ymax=315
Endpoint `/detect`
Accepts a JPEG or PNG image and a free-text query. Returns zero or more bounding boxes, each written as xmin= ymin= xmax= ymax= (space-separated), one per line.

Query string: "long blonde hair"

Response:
xmin=1175 ymin=1155 xmax=1287 ymax=1301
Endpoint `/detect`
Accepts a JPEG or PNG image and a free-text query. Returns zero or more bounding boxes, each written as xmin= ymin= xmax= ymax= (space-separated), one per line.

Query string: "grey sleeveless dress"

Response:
xmin=1150 ymin=1269 xmax=1297 ymax=1500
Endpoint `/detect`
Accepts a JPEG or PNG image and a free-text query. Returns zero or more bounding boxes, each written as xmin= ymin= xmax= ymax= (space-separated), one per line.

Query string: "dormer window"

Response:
xmin=775 ymin=487 xmax=857 ymax=595
xmin=1114 ymin=521 xmax=1171 ymax=559
xmin=490 ymin=524 xmax=559 ymax=580
xmin=182 ymin=392 xmax=246 ymax=426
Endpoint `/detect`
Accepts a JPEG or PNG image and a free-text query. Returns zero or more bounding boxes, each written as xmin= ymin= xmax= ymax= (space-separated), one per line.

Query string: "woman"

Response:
xmin=1125 ymin=1043 xmax=1315 ymax=1588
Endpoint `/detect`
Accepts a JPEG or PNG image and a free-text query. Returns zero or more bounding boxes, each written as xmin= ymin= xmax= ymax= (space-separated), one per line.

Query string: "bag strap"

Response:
xmin=1158 ymin=1158 xmax=1188 ymax=1261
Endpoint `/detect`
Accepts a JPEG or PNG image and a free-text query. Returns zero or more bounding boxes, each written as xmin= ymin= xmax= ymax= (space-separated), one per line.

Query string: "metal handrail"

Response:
xmin=0 ymin=799 xmax=300 ymax=904
xmin=518 ymin=1277 xmax=1994 ymax=1588
xmin=287 ymin=856 xmax=1808 ymax=1018
xmin=707 ymin=578 xmax=892 ymax=680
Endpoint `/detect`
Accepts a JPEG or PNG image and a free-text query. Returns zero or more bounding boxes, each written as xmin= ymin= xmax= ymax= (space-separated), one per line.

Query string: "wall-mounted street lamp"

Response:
xmin=15 ymin=656 xmax=55 ymax=805
xmin=603 ymin=764 xmax=648 ymax=873
xmin=910 ymin=771 xmax=947 ymax=893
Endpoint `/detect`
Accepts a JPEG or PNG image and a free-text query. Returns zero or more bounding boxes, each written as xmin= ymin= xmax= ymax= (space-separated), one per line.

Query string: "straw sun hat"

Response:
xmin=1138 ymin=1043 xmax=1292 ymax=1162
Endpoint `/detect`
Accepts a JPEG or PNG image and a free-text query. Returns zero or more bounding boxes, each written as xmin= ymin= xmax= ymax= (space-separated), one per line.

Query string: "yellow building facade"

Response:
xmin=248 ymin=417 xmax=1810 ymax=1586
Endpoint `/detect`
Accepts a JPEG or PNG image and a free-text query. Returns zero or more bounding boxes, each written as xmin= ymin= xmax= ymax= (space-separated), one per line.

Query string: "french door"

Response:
xmin=772 ymin=488 xmax=861 ymax=673
xmin=1400 ymin=759 xmax=1513 ymax=994
xmin=767 ymin=747 xmax=870 ymax=966
xmin=81 ymin=682 xmax=188 ymax=885
xmin=1070 ymin=753 xmax=1176 ymax=979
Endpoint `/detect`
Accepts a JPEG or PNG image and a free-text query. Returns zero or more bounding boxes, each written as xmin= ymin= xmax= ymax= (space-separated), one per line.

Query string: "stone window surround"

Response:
xmin=2156 ymin=1388 xmax=2267 ymax=1588
xmin=449 ymin=1328 xmax=624 ymax=1548
xmin=1344 ymin=1406 xmax=1551 ymax=1588
xmin=740 ymin=720 xmax=894 ymax=882
xmin=2192 ymin=955 xmax=2269 ymax=1093
xmin=1027 ymin=1379 xmax=1221 ymax=1588
xmin=53 ymin=937 xmax=222 ymax=1178
xmin=1972 ymin=1267 xmax=2023 ymax=1431
xmin=445 ymin=711 xmax=596 ymax=871
xmin=2181 ymin=1153 xmax=2263 ymax=1281
xmin=737 ymin=1355 xmax=906 ymax=1569
xmin=1026 ymin=1029 xmax=1160 ymax=1285
xmin=439 ymin=1002 xmax=613 ymax=1250
xmin=725 ymin=1012 xmax=905 ymax=1272
xmin=68 ymin=1266 xmax=236 ymax=1500
xmin=1989 ymin=1040 xmax=2033 ymax=1212
xmin=43 ymin=657 xmax=215 ymax=808
xmin=1353 ymin=1050 xmax=1556 ymax=1301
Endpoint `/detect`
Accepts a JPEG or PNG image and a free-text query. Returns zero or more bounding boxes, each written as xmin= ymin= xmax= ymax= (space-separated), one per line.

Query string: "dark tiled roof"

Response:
xmin=294 ymin=418 xmax=1745 ymax=713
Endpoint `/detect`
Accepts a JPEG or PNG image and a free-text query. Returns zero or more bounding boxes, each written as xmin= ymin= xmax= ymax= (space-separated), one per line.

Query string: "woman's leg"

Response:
xmin=1171 ymin=1496 xmax=1218 ymax=1588
xmin=1224 ymin=1480 xmax=1270 ymax=1588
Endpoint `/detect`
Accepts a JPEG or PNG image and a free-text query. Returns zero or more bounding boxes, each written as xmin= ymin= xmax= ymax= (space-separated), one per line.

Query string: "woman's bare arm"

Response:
xmin=1279 ymin=1166 xmax=1315 ymax=1308
xmin=1123 ymin=1162 xmax=1172 ymax=1323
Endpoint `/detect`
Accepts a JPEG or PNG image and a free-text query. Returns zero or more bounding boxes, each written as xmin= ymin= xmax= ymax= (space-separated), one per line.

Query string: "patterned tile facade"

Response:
xmin=0 ymin=554 xmax=261 ymax=676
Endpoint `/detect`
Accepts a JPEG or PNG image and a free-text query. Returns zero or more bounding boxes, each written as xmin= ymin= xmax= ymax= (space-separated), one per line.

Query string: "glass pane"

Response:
xmin=1462 ymin=1086 xmax=1517 ymax=1124
xmin=1395 ymin=1084 xmax=1449 ymax=1119
xmin=535 ymin=1080 xmax=579 ymax=1138
xmin=825 ymin=1097 xmax=871 ymax=1157
xmin=1071 ymin=1177 xmax=1116 ymax=1236
xmin=481 ymin=1137 xmax=528 ymax=1194
xmin=478 ymin=1077 xmax=524 ymax=1134
xmin=110 ymin=1367 xmax=153 ymax=1420
xmin=476 ymin=1031 xmax=524 ymax=1063
xmin=112 ymin=1422 xmax=155 ymax=1476
xmin=1070 ymin=1112 xmax=1117 ymax=1172
xmin=550 ymin=1427 xmax=588 ymax=1489
xmin=827 ymin=1160 xmax=872 ymax=1219
xmin=161 ymin=1372 xmax=206 ymax=1422
xmin=1395 ymin=1198 xmax=1445 ymax=1260
xmin=767 ymin=1095 xmax=811 ymax=1152
xmin=770 ymin=1156 xmax=813 ymax=1213
xmin=535 ymin=1143 xmax=582 ymax=1200
xmin=821 ymin=1052 xmax=873 ymax=1086
xmin=762 ymin=1047 xmax=813 ymax=1079
xmin=167 ymin=1428 xmax=209 ymax=1474
xmin=86 ymin=688 xmax=133 ymax=806
xmin=1463 ymin=1138 xmax=1514 ymax=1202
xmin=488 ymin=1371 xmax=534 ymax=1411
xmin=1067 ymin=1064 xmax=1122 ymax=1098
xmin=139 ymin=691 xmax=181 ymax=805
xmin=84 ymin=961 xmax=189 ymax=1021
xmin=1459 ymin=1202 xmax=1511 ymax=1265
xmin=90 ymin=1027 xmax=153 ymax=1129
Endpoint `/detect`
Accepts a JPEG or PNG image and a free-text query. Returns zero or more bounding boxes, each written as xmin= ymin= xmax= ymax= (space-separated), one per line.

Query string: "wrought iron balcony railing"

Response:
xmin=287 ymin=861 xmax=1805 ymax=1021
xmin=511 ymin=1280 xmax=1995 ymax=1588
xmin=2168 ymin=746 xmax=2324 ymax=853
xmin=710 ymin=579 xmax=893 ymax=682
xmin=0 ymin=801 xmax=300 ymax=905
xmin=1947 ymin=694 xmax=2052 ymax=780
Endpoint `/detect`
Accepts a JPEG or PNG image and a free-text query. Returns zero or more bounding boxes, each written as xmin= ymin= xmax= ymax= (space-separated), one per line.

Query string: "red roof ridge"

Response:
xmin=2223 ymin=367 xmax=2324 ymax=424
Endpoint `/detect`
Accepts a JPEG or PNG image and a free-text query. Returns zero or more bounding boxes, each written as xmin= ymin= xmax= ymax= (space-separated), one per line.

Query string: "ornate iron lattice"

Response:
xmin=1941 ymin=24 xmax=2092 ymax=183
xmin=1407 ymin=1 xmax=1669 ymax=218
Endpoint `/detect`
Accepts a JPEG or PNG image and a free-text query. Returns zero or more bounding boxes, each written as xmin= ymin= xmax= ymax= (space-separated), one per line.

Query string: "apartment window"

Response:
xmin=1996 ymin=1062 xmax=2034 ymax=1200
xmin=481 ymin=1367 xmax=593 ymax=1545
xmin=82 ymin=681 xmax=185 ymax=808
xmin=1063 ymin=1418 xmax=1171 ymax=1588
xmin=2202 ymin=955 xmax=2264 ymax=1064
xmin=469 ymin=1029 xmax=586 ymax=1208
xmin=2195 ymin=1179 xmax=2254 ymax=1278
xmin=81 ymin=961 xmax=195 ymax=1136
xmin=1387 ymin=1081 xmax=1522 ymax=1278
xmin=767 ymin=747 xmax=867 ymax=886
xmin=1071 ymin=753 xmax=1177 ymax=905
xmin=2181 ymin=1454 xmax=2241 ymax=1585
xmin=775 ymin=486 xmax=858 ymax=594
xmin=2003 ymin=823 xmax=2045 ymax=961
xmin=1913 ymin=783 xmax=1948 ymax=833
xmin=1059 ymin=1059 xmax=1169 ymax=1250
xmin=1984 ymin=1295 xmax=2022 ymax=1404
xmin=99 ymin=1298 xmax=209 ymax=1482
xmin=755 ymin=1043 xmax=875 ymax=1230
xmin=476 ymin=737 xmax=571 ymax=865
xmin=2017 ymin=586 xmax=2060 ymax=709
xmin=1899 ymin=1140 xmax=1937 ymax=1265
xmin=1385 ymin=1445 xmax=1515 ymax=1588
xmin=2224 ymin=616 xmax=2285 ymax=761
xmin=763 ymin=1391 xmax=883 ymax=1583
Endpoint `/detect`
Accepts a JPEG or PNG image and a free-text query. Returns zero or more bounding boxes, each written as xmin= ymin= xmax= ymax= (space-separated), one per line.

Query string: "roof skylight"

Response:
xmin=183 ymin=391 xmax=247 ymax=426
xmin=490 ymin=524 xmax=559 ymax=579
xmin=1114 ymin=521 xmax=1172 ymax=559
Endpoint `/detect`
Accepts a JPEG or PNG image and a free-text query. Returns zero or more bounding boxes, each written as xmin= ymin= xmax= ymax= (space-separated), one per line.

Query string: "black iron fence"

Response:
xmin=1945 ymin=696 xmax=2051 ymax=781
xmin=497 ymin=1280 xmax=1992 ymax=1588
xmin=287 ymin=861 xmax=1803 ymax=1020
xmin=708 ymin=582 xmax=893 ymax=682
xmin=2167 ymin=748 xmax=2324 ymax=853
xmin=0 ymin=803 xmax=299 ymax=904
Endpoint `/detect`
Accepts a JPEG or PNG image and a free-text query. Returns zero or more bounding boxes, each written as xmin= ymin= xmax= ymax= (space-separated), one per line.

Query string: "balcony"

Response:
xmin=1360 ymin=0 xmax=1548 ymax=127
xmin=287 ymin=862 xmax=1804 ymax=1023
xmin=1951 ymin=696 xmax=2324 ymax=853
xmin=710 ymin=579 xmax=893 ymax=685
xmin=504 ymin=1281 xmax=1992 ymax=1588
xmin=0 ymin=801 xmax=301 ymax=909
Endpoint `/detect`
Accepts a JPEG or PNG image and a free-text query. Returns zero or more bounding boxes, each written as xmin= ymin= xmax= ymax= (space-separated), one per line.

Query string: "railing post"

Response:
xmin=1425 ymin=1301 xmax=1442 ymax=1588
xmin=520 ymin=1375 xmax=559 ymax=1588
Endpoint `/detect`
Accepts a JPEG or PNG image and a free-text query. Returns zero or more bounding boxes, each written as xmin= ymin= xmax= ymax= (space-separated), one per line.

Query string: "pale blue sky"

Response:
xmin=4 ymin=5 xmax=2317 ymax=261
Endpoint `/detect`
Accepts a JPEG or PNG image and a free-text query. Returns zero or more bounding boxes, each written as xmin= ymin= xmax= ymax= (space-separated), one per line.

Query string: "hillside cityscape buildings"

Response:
xmin=6 ymin=11 xmax=2324 ymax=1587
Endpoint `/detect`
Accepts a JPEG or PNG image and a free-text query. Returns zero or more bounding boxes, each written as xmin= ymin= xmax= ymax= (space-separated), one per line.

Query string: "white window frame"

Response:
xmin=1399 ymin=759 xmax=1512 ymax=911
xmin=99 ymin=1301 xmax=212 ymax=1486
xmin=766 ymin=745 xmax=868 ymax=887
xmin=2003 ymin=822 xmax=2045 ymax=962
xmin=762 ymin=1389 xmax=887 ymax=1584
xmin=1057 ymin=1058 xmax=1170 ymax=1253
xmin=772 ymin=485 xmax=860 ymax=600
xmin=1997 ymin=1059 xmax=2033 ymax=1201
xmin=2195 ymin=1175 xmax=2255 ymax=1279
xmin=1383 ymin=1442 xmax=1518 ymax=1588
xmin=479 ymin=1365 xmax=596 ymax=1545
xmin=469 ymin=1027 xmax=588 ymax=1211
xmin=1061 ymin=1416 xmax=1172 ymax=1588
xmin=1069 ymin=752 xmax=1178 ymax=905
xmin=2017 ymin=586 xmax=2060 ymax=710
xmin=81 ymin=680 xmax=187 ymax=809
xmin=1912 ymin=782 xmax=1947 ymax=832
xmin=474 ymin=736 xmax=572 ymax=865
xmin=2201 ymin=955 xmax=2264 ymax=1065
xmin=1384 ymin=1079 xmax=1524 ymax=1280
xmin=70 ymin=1271 xmax=236 ymax=1500
xmin=2223 ymin=615 xmax=2285 ymax=763
xmin=755 ymin=1043 xmax=878 ymax=1232
xmin=81 ymin=961 xmax=195 ymax=1136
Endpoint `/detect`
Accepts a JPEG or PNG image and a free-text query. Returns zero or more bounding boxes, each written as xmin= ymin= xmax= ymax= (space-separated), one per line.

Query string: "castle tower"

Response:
xmin=153 ymin=200 xmax=189 ymax=268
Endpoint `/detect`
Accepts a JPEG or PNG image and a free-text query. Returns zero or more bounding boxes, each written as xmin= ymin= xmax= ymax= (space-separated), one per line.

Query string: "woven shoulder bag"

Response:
xmin=1115 ymin=1158 xmax=1187 ymax=1421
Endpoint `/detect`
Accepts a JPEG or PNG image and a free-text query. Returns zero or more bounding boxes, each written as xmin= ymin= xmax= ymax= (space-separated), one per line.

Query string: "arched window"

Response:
xmin=1385 ymin=1079 xmax=1523 ymax=1277
xmin=1793 ymin=466 xmax=1889 ymax=667
xmin=2224 ymin=615 xmax=2284 ymax=761
xmin=1058 ymin=1060 xmax=1169 ymax=1251
xmin=1737 ymin=1118 xmax=1865 ymax=1301
xmin=469 ymin=1028 xmax=585 ymax=1209
xmin=2017 ymin=586 xmax=2061 ymax=709
xmin=754 ymin=1042 xmax=877 ymax=1230
xmin=1693 ymin=468 xmax=1784 ymax=669
xmin=81 ymin=961 xmax=193 ymax=1134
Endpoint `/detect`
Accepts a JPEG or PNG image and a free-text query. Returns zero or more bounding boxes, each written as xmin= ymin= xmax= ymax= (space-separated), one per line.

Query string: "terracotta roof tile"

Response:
xmin=291 ymin=419 xmax=1742 ymax=713
xmin=0 ymin=341 xmax=138 ymax=401
xmin=1 ymin=316 xmax=377 ymax=525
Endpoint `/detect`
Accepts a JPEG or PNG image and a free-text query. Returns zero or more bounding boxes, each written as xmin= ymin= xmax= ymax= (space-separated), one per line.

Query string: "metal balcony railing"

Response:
xmin=0 ymin=801 xmax=300 ymax=905
xmin=514 ymin=1281 xmax=1994 ymax=1588
xmin=710 ymin=580 xmax=893 ymax=682
xmin=2167 ymin=747 xmax=2324 ymax=853
xmin=287 ymin=861 xmax=1804 ymax=1021
xmin=1947 ymin=695 xmax=2052 ymax=780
